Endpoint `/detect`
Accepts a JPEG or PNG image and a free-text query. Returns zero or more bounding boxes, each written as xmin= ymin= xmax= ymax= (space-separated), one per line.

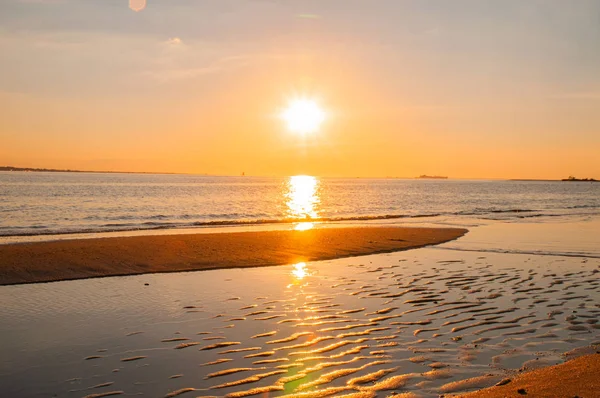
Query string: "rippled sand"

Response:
xmin=3 ymin=246 xmax=596 ymax=398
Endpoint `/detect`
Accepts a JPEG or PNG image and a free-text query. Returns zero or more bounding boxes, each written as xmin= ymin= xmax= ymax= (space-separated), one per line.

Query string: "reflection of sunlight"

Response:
xmin=286 ymin=176 xmax=320 ymax=219
xmin=294 ymin=222 xmax=314 ymax=231
xmin=292 ymin=262 xmax=308 ymax=280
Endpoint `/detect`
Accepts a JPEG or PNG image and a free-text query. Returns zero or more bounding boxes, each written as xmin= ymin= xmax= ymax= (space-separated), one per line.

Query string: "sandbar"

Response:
xmin=0 ymin=226 xmax=467 ymax=285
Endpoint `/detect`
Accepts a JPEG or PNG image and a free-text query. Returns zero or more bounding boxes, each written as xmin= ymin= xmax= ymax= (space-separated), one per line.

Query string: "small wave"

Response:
xmin=437 ymin=246 xmax=600 ymax=259
xmin=2 ymin=209 xmax=599 ymax=238
xmin=454 ymin=208 xmax=537 ymax=216
xmin=489 ymin=209 xmax=536 ymax=213
xmin=566 ymin=204 xmax=600 ymax=210
xmin=148 ymin=214 xmax=168 ymax=220
xmin=516 ymin=214 xmax=563 ymax=219
xmin=13 ymin=225 xmax=49 ymax=230
xmin=0 ymin=214 xmax=436 ymax=237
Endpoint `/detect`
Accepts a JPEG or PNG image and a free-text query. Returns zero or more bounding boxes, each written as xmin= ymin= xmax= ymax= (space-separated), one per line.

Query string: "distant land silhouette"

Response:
xmin=0 ymin=166 xmax=185 ymax=175
xmin=417 ymin=175 xmax=448 ymax=179
xmin=1 ymin=166 xmax=596 ymax=181
xmin=510 ymin=177 xmax=597 ymax=182
xmin=1 ymin=166 xmax=85 ymax=173
xmin=562 ymin=176 xmax=597 ymax=182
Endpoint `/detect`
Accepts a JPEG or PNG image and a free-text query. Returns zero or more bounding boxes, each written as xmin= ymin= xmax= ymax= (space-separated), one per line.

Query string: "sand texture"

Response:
xmin=4 ymin=248 xmax=598 ymax=397
xmin=458 ymin=352 xmax=600 ymax=397
xmin=0 ymin=227 xmax=467 ymax=285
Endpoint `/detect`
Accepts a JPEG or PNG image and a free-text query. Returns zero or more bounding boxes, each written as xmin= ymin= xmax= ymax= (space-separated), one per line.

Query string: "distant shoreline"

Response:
xmin=2 ymin=167 xmax=596 ymax=181
xmin=0 ymin=166 xmax=188 ymax=175
xmin=510 ymin=178 xmax=598 ymax=182
xmin=417 ymin=175 xmax=448 ymax=179
xmin=509 ymin=179 xmax=560 ymax=182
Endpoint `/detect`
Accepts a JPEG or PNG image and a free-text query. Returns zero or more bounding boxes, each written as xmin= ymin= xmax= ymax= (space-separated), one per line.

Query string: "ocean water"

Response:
xmin=1 ymin=172 xmax=599 ymax=238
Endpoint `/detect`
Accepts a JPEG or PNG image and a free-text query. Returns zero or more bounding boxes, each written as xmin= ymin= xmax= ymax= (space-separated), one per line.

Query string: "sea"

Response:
xmin=1 ymin=171 xmax=599 ymax=240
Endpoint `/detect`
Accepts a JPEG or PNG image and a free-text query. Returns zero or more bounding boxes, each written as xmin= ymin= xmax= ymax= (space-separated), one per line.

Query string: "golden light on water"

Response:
xmin=292 ymin=262 xmax=308 ymax=280
xmin=285 ymin=175 xmax=320 ymax=220
xmin=294 ymin=222 xmax=315 ymax=231
xmin=281 ymin=98 xmax=326 ymax=135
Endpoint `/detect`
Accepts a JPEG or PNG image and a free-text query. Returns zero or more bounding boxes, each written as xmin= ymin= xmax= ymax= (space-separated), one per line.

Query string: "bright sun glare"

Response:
xmin=292 ymin=262 xmax=308 ymax=280
xmin=281 ymin=99 xmax=326 ymax=135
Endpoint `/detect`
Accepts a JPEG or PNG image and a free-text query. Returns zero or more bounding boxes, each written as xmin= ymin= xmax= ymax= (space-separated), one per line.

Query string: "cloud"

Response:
xmin=18 ymin=0 xmax=67 ymax=3
xmin=160 ymin=37 xmax=186 ymax=53
xmin=551 ymin=92 xmax=600 ymax=100
xmin=166 ymin=37 xmax=183 ymax=46
xmin=143 ymin=55 xmax=251 ymax=82
xmin=296 ymin=14 xmax=322 ymax=19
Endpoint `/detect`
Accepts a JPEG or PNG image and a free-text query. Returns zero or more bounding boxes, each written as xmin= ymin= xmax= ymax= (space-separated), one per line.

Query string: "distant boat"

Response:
xmin=417 ymin=175 xmax=448 ymax=179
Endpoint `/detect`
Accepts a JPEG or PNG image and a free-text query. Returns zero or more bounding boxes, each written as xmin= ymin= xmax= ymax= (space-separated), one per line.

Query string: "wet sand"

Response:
xmin=0 ymin=227 xmax=466 ymax=285
xmin=458 ymin=352 xmax=600 ymax=397
xmin=2 ymin=246 xmax=598 ymax=397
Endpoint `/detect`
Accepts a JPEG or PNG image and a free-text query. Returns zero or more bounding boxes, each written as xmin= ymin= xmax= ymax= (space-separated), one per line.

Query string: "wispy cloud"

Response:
xmin=18 ymin=0 xmax=67 ymax=4
xmin=551 ymin=92 xmax=600 ymax=100
xmin=165 ymin=37 xmax=183 ymax=46
xmin=143 ymin=55 xmax=251 ymax=82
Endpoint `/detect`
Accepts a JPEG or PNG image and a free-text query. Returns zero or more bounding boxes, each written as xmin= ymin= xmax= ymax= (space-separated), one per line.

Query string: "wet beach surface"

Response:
xmin=1 ymin=241 xmax=599 ymax=397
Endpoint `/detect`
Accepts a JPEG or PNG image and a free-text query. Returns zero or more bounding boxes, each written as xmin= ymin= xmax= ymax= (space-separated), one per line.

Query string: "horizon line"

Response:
xmin=1 ymin=165 xmax=596 ymax=181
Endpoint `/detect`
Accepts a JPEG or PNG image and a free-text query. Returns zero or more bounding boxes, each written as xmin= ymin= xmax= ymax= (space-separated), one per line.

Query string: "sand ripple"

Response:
xmin=68 ymin=249 xmax=600 ymax=397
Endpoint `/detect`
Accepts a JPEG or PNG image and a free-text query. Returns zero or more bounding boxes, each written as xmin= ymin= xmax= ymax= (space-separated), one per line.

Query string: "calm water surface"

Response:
xmin=1 ymin=172 xmax=599 ymax=237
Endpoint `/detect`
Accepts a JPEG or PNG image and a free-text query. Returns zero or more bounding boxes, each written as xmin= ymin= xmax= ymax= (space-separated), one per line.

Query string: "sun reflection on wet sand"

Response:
xmin=291 ymin=262 xmax=308 ymax=280
xmin=285 ymin=176 xmax=320 ymax=220
xmin=5 ymin=245 xmax=600 ymax=397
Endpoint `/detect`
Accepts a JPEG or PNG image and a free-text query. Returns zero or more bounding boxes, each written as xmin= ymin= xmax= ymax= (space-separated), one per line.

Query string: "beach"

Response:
xmin=458 ymin=352 xmax=600 ymax=397
xmin=0 ymin=227 xmax=466 ymax=285
xmin=1 ymin=220 xmax=599 ymax=397
xmin=3 ymin=0 xmax=600 ymax=396
xmin=1 ymin=174 xmax=600 ymax=397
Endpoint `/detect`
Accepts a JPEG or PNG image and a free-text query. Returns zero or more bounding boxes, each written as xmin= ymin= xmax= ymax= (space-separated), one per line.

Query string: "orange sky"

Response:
xmin=1 ymin=1 xmax=599 ymax=179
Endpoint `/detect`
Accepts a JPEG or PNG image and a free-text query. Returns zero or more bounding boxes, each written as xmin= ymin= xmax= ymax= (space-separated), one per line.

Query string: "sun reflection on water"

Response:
xmin=292 ymin=262 xmax=308 ymax=280
xmin=294 ymin=222 xmax=315 ymax=231
xmin=285 ymin=176 xmax=320 ymax=224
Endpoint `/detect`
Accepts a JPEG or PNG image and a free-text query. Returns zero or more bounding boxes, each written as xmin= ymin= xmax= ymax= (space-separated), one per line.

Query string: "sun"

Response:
xmin=281 ymin=98 xmax=326 ymax=135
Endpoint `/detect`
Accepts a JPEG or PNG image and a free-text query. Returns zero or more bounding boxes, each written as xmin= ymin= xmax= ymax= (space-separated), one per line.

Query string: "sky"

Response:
xmin=1 ymin=0 xmax=599 ymax=179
